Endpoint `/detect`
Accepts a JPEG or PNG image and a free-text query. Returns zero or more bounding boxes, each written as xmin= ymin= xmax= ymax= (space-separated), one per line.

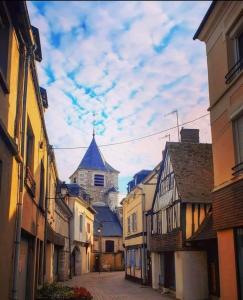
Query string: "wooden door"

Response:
xmin=18 ymin=238 xmax=29 ymax=300
xmin=164 ymin=252 xmax=175 ymax=290
xmin=147 ymin=252 xmax=152 ymax=286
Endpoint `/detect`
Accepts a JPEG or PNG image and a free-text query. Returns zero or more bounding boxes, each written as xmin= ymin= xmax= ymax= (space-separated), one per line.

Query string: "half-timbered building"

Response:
xmin=147 ymin=128 xmax=219 ymax=300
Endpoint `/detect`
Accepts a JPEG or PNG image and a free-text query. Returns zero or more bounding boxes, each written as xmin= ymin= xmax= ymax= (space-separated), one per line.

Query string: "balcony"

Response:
xmin=225 ymin=57 xmax=243 ymax=84
xmin=25 ymin=166 xmax=36 ymax=197
xmin=232 ymin=161 xmax=243 ymax=176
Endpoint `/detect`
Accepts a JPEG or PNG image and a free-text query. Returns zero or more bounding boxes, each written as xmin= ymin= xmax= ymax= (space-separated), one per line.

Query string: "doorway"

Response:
xmin=164 ymin=252 xmax=175 ymax=290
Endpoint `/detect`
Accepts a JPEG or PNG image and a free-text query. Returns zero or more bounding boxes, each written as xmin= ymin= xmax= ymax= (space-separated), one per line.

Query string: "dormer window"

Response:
xmin=94 ymin=174 xmax=104 ymax=187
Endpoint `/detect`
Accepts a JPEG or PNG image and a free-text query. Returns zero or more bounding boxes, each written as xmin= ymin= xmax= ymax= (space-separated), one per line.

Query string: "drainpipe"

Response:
xmin=12 ymin=45 xmax=33 ymax=300
xmin=141 ymin=193 xmax=146 ymax=285
xmin=43 ymin=145 xmax=50 ymax=284
xmin=68 ymin=214 xmax=72 ymax=279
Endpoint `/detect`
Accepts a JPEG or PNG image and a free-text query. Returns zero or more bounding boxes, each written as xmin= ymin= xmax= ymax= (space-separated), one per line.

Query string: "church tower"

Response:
xmin=69 ymin=135 xmax=119 ymax=210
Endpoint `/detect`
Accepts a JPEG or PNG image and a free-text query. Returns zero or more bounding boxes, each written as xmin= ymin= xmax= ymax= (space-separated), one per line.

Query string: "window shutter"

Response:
xmin=237 ymin=115 xmax=243 ymax=162
xmin=80 ymin=214 xmax=83 ymax=232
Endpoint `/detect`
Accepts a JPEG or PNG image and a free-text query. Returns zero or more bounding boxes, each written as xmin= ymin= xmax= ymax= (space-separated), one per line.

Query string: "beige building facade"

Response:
xmin=122 ymin=167 xmax=159 ymax=284
xmin=64 ymin=183 xmax=95 ymax=276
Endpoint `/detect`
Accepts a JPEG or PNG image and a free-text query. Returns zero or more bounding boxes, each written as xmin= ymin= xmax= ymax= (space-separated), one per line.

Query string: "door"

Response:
xmin=147 ymin=252 xmax=152 ymax=286
xmin=94 ymin=254 xmax=100 ymax=272
xmin=18 ymin=238 xmax=29 ymax=300
xmin=71 ymin=250 xmax=75 ymax=276
xmin=164 ymin=252 xmax=175 ymax=290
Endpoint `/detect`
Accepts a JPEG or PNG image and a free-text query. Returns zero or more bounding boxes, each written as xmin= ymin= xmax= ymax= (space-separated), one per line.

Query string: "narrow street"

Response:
xmin=66 ymin=272 xmax=173 ymax=300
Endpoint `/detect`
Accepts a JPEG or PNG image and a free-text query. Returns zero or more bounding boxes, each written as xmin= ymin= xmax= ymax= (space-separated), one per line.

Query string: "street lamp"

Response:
xmin=97 ymin=224 xmax=103 ymax=274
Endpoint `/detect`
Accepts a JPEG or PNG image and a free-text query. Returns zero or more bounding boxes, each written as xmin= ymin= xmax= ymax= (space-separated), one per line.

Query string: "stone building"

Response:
xmin=69 ymin=134 xmax=119 ymax=210
xmin=69 ymin=134 xmax=124 ymax=272
xmin=91 ymin=205 xmax=124 ymax=272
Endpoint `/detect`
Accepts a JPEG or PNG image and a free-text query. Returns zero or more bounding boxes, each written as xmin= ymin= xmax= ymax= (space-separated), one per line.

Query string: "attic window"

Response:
xmin=94 ymin=174 xmax=104 ymax=187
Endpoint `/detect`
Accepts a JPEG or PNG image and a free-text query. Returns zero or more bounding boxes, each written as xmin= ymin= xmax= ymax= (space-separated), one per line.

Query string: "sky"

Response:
xmin=28 ymin=1 xmax=212 ymax=198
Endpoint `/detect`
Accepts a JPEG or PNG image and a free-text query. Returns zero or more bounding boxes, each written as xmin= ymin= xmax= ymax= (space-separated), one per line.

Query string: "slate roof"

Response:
xmin=167 ymin=142 xmax=213 ymax=203
xmin=66 ymin=183 xmax=91 ymax=201
xmin=93 ymin=205 xmax=122 ymax=237
xmin=188 ymin=212 xmax=216 ymax=241
xmin=78 ymin=137 xmax=119 ymax=173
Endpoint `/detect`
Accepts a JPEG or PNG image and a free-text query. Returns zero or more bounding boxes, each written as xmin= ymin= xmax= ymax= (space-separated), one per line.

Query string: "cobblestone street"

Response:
xmin=66 ymin=272 xmax=173 ymax=300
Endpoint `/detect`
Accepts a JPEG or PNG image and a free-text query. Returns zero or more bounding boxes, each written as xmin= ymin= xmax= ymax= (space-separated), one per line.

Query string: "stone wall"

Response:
xmin=70 ymin=169 xmax=118 ymax=208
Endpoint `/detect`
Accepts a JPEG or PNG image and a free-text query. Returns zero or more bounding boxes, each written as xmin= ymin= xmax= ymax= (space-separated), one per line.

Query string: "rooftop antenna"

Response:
xmin=160 ymin=134 xmax=171 ymax=159
xmin=164 ymin=109 xmax=180 ymax=142
xmin=92 ymin=112 xmax=96 ymax=138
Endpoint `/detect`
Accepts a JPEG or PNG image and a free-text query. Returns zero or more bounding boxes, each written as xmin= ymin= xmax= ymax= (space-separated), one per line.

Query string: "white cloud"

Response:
xmin=28 ymin=1 xmax=212 ymax=193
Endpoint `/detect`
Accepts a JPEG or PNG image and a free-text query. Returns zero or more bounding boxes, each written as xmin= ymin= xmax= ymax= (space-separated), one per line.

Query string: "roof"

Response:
xmin=188 ymin=212 xmax=216 ymax=241
xmin=78 ymin=136 xmax=119 ymax=173
xmin=193 ymin=1 xmax=217 ymax=40
xmin=65 ymin=183 xmax=91 ymax=201
xmin=93 ymin=205 xmax=122 ymax=237
xmin=167 ymin=142 xmax=213 ymax=203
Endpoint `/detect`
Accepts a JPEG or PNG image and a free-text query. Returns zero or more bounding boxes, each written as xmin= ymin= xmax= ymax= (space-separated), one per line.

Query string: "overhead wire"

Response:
xmin=52 ymin=112 xmax=210 ymax=150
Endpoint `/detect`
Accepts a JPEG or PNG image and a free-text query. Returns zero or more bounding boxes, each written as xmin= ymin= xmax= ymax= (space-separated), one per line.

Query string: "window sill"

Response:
xmin=0 ymin=68 xmax=9 ymax=94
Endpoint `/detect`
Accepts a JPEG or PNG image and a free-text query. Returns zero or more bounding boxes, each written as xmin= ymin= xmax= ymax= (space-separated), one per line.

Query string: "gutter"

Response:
xmin=193 ymin=1 xmax=216 ymax=40
xmin=11 ymin=45 xmax=33 ymax=300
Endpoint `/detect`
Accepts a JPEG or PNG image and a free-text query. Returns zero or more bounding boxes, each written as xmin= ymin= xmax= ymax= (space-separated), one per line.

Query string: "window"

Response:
xmin=26 ymin=120 xmax=35 ymax=173
xmin=39 ymin=160 xmax=45 ymax=210
xmin=236 ymin=30 xmax=243 ymax=62
xmin=105 ymin=240 xmax=114 ymax=253
xmin=87 ymin=223 xmax=90 ymax=233
xmin=79 ymin=215 xmax=83 ymax=232
xmin=233 ymin=113 xmax=243 ymax=168
xmin=73 ymin=177 xmax=77 ymax=183
xmin=0 ymin=160 xmax=2 ymax=196
xmin=226 ymin=22 xmax=243 ymax=84
xmin=132 ymin=213 xmax=137 ymax=232
xmin=94 ymin=174 xmax=104 ymax=187
xmin=0 ymin=3 xmax=10 ymax=93
xmin=127 ymin=216 xmax=131 ymax=234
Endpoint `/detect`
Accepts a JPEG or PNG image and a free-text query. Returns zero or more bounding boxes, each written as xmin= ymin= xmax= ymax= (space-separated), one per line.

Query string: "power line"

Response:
xmin=52 ymin=113 xmax=210 ymax=150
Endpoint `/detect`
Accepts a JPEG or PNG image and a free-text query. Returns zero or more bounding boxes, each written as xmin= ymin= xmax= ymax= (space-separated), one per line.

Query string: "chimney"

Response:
xmin=180 ymin=128 xmax=199 ymax=143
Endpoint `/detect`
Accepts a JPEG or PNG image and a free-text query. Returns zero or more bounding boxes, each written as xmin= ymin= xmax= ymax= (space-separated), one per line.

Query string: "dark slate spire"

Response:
xmin=78 ymin=136 xmax=119 ymax=173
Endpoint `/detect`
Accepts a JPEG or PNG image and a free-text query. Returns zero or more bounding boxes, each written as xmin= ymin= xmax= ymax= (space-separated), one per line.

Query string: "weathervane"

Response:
xmin=92 ymin=112 xmax=96 ymax=138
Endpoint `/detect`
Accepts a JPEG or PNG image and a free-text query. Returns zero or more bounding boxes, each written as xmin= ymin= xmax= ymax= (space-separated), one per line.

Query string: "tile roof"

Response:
xmin=167 ymin=142 xmax=213 ymax=203
xmin=93 ymin=205 xmax=122 ymax=237
xmin=78 ymin=137 xmax=119 ymax=173
xmin=188 ymin=212 xmax=216 ymax=241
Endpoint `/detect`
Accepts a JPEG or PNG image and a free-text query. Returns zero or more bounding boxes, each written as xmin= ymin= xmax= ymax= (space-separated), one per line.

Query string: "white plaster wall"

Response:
xmin=175 ymin=251 xmax=209 ymax=300
xmin=151 ymin=252 xmax=160 ymax=289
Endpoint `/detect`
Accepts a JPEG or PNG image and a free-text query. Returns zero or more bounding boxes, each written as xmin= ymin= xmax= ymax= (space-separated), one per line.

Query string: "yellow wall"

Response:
xmin=122 ymin=171 xmax=157 ymax=248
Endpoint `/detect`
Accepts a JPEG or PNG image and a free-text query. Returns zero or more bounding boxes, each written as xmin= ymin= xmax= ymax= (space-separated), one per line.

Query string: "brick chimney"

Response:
xmin=180 ymin=128 xmax=199 ymax=143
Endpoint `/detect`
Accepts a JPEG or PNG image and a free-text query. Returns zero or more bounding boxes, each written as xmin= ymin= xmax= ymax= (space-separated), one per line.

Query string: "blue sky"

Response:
xmin=28 ymin=1 xmax=211 ymax=198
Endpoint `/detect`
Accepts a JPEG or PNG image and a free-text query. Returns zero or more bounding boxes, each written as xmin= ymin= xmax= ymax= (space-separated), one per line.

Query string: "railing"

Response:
xmin=25 ymin=166 xmax=36 ymax=197
xmin=232 ymin=161 xmax=243 ymax=176
xmin=225 ymin=57 xmax=243 ymax=84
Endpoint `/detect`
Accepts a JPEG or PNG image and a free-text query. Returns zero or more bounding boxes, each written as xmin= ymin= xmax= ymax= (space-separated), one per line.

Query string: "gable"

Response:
xmin=153 ymin=149 xmax=179 ymax=212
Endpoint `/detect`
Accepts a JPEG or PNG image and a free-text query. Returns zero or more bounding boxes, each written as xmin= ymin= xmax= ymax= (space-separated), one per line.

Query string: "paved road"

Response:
xmin=66 ymin=271 xmax=173 ymax=300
